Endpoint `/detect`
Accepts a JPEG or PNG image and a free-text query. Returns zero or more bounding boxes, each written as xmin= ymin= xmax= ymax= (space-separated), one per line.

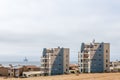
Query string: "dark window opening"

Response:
xmin=106 ymin=50 xmax=108 ymax=53
xmin=106 ymin=64 xmax=108 ymax=67
xmin=81 ymin=60 xmax=83 ymax=62
xmin=99 ymin=54 xmax=101 ymax=56
xmin=81 ymin=69 xmax=82 ymax=72
xmin=106 ymin=60 xmax=108 ymax=62
xmin=99 ymin=59 xmax=101 ymax=61
xmin=59 ymin=64 xmax=61 ymax=65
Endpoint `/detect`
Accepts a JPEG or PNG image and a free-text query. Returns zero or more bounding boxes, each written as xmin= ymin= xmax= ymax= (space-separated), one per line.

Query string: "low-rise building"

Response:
xmin=110 ymin=61 xmax=120 ymax=72
xmin=69 ymin=64 xmax=79 ymax=74
xmin=23 ymin=65 xmax=40 ymax=72
xmin=0 ymin=67 xmax=9 ymax=76
xmin=8 ymin=65 xmax=23 ymax=77
xmin=22 ymin=71 xmax=43 ymax=78
xmin=0 ymin=65 xmax=40 ymax=78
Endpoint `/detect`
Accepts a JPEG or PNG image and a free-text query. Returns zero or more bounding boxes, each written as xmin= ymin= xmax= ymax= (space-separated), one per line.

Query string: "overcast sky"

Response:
xmin=0 ymin=0 xmax=120 ymax=62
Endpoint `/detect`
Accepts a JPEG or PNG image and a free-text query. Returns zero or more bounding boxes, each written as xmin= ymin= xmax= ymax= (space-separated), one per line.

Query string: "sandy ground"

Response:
xmin=0 ymin=73 xmax=120 ymax=80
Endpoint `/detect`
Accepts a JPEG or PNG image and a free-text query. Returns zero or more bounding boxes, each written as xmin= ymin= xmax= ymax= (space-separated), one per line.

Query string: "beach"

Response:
xmin=0 ymin=73 xmax=120 ymax=80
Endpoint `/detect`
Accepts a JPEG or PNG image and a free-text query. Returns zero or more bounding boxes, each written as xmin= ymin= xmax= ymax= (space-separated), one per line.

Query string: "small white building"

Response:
xmin=110 ymin=61 xmax=120 ymax=72
xmin=22 ymin=71 xmax=43 ymax=78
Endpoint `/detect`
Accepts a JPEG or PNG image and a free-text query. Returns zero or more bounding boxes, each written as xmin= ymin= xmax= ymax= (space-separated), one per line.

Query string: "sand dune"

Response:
xmin=0 ymin=73 xmax=120 ymax=80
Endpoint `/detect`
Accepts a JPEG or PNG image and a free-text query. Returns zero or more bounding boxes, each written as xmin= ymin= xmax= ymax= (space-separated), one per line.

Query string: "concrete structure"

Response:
xmin=0 ymin=67 xmax=9 ymax=76
xmin=78 ymin=41 xmax=110 ymax=73
xmin=110 ymin=61 xmax=120 ymax=72
xmin=22 ymin=71 xmax=43 ymax=78
xmin=69 ymin=64 xmax=79 ymax=74
xmin=23 ymin=65 xmax=40 ymax=72
xmin=0 ymin=65 xmax=40 ymax=78
xmin=41 ymin=47 xmax=69 ymax=76
xmin=8 ymin=65 xmax=23 ymax=77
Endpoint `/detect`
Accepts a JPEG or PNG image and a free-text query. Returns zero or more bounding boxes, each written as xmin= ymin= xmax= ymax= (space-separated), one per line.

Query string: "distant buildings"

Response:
xmin=41 ymin=47 xmax=69 ymax=76
xmin=69 ymin=64 xmax=79 ymax=74
xmin=0 ymin=40 xmax=114 ymax=78
xmin=78 ymin=41 xmax=110 ymax=73
xmin=0 ymin=66 xmax=9 ymax=76
xmin=0 ymin=65 xmax=40 ymax=77
xmin=110 ymin=61 xmax=120 ymax=72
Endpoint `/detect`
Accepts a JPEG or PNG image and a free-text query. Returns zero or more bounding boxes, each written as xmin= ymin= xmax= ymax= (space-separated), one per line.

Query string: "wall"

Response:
xmin=0 ymin=67 xmax=8 ymax=76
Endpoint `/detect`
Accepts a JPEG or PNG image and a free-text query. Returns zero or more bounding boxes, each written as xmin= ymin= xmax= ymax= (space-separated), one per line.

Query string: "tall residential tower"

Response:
xmin=41 ymin=47 xmax=69 ymax=76
xmin=78 ymin=41 xmax=110 ymax=73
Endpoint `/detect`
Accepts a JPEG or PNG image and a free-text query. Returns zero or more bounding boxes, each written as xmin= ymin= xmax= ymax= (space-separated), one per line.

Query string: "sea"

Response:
xmin=0 ymin=61 xmax=40 ymax=67
xmin=0 ymin=61 xmax=77 ymax=67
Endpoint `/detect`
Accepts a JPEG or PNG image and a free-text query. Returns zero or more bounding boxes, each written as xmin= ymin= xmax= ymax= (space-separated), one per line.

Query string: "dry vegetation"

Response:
xmin=0 ymin=73 xmax=120 ymax=80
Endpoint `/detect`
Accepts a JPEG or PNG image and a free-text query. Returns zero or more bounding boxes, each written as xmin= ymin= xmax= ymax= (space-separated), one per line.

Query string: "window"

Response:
xmin=94 ymin=64 xmax=96 ymax=66
xmin=106 ymin=50 xmax=108 ymax=53
xmin=81 ymin=60 xmax=83 ymax=62
xmin=106 ymin=60 xmax=108 ymax=62
xmin=66 ymin=64 xmax=68 ymax=66
xmin=81 ymin=55 xmax=82 ymax=57
xmin=66 ymin=55 xmax=68 ymax=57
xmin=93 ymin=59 xmax=96 ymax=61
xmin=99 ymin=54 xmax=101 ymax=56
xmin=94 ymin=44 xmax=97 ymax=46
xmin=51 ymin=54 xmax=53 ymax=56
xmin=81 ymin=64 xmax=82 ymax=67
xmin=99 ymin=59 xmax=101 ymax=61
xmin=106 ymin=64 xmax=108 ymax=67
xmin=84 ymin=54 xmax=89 ymax=58
xmin=81 ymin=69 xmax=83 ymax=72
xmin=45 ymin=59 xmax=47 ymax=62
xmin=81 ymin=50 xmax=83 ymax=53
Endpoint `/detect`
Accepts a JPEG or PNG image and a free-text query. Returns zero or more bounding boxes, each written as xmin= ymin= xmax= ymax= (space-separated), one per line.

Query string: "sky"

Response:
xmin=0 ymin=0 xmax=120 ymax=62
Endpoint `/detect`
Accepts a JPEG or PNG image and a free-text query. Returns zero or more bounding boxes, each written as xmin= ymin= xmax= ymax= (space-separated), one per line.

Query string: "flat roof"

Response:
xmin=23 ymin=71 xmax=44 ymax=75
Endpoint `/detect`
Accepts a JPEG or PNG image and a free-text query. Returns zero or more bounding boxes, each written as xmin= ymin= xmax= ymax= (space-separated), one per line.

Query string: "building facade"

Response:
xmin=41 ymin=47 xmax=69 ymax=76
xmin=0 ymin=67 xmax=9 ymax=76
xmin=78 ymin=41 xmax=110 ymax=73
